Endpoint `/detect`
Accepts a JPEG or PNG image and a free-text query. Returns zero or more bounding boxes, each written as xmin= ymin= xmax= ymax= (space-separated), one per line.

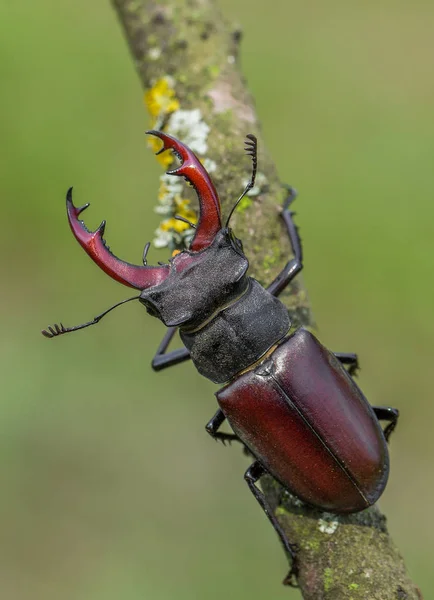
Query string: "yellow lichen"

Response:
xmin=148 ymin=135 xmax=173 ymax=168
xmin=158 ymin=182 xmax=169 ymax=201
xmin=160 ymin=217 xmax=189 ymax=233
xmin=144 ymin=77 xmax=180 ymax=168
xmin=144 ymin=77 xmax=180 ymax=119
xmin=159 ymin=198 xmax=197 ymax=234
xmin=174 ymin=197 xmax=197 ymax=224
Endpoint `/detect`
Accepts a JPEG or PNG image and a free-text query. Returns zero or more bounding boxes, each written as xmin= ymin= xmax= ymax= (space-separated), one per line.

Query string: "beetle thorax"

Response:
xmin=139 ymin=230 xmax=249 ymax=329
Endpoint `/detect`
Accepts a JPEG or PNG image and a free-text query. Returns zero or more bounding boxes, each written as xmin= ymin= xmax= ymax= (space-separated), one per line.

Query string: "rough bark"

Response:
xmin=111 ymin=0 xmax=422 ymax=598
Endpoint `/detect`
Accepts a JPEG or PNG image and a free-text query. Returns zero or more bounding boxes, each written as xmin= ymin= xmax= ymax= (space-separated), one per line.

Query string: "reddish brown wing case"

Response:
xmin=216 ymin=329 xmax=389 ymax=513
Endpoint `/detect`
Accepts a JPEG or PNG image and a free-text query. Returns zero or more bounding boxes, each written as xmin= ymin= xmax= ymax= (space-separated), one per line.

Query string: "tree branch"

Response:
xmin=111 ymin=0 xmax=422 ymax=597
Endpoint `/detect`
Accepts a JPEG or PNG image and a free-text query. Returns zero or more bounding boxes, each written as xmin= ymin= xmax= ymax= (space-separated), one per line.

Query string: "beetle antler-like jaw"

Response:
xmin=66 ymin=188 xmax=169 ymax=290
xmin=147 ymin=130 xmax=222 ymax=251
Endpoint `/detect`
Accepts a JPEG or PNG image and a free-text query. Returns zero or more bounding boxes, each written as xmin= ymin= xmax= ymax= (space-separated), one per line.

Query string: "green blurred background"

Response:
xmin=2 ymin=1 xmax=433 ymax=598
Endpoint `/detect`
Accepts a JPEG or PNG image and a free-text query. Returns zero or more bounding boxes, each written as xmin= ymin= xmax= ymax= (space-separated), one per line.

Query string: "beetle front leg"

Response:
xmin=267 ymin=186 xmax=303 ymax=298
xmin=152 ymin=326 xmax=191 ymax=371
xmin=245 ymin=461 xmax=298 ymax=587
xmin=372 ymin=406 xmax=400 ymax=442
xmin=205 ymin=409 xmax=241 ymax=445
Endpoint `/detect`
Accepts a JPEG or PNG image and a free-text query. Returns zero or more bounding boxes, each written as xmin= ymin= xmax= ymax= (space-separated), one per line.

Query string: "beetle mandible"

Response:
xmin=42 ymin=130 xmax=399 ymax=583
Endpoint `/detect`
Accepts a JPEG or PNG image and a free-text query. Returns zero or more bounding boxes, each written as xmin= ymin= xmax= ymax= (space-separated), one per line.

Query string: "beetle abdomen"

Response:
xmin=216 ymin=328 xmax=389 ymax=513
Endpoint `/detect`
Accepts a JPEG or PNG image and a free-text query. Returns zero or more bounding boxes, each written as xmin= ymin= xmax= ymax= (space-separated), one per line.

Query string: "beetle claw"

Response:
xmin=76 ymin=202 xmax=90 ymax=216
xmin=282 ymin=547 xmax=299 ymax=587
xmin=96 ymin=220 xmax=106 ymax=237
xmin=282 ymin=568 xmax=299 ymax=588
xmin=146 ymin=130 xmax=222 ymax=251
xmin=66 ymin=187 xmax=169 ymax=290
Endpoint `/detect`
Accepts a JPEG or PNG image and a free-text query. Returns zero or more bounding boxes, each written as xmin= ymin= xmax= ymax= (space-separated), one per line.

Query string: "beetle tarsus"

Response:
xmin=282 ymin=184 xmax=298 ymax=210
xmin=373 ymin=406 xmax=399 ymax=442
xmin=245 ymin=461 xmax=299 ymax=587
xmin=282 ymin=562 xmax=300 ymax=588
xmin=334 ymin=352 xmax=360 ymax=376
xmin=205 ymin=409 xmax=244 ymax=447
xmin=266 ymin=186 xmax=303 ymax=297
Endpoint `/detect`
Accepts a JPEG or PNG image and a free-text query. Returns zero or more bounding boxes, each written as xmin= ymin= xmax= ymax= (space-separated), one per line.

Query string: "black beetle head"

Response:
xmin=139 ymin=228 xmax=249 ymax=329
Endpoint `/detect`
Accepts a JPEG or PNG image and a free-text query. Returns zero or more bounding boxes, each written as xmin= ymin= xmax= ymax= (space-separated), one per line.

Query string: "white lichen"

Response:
xmin=148 ymin=47 xmax=162 ymax=61
xmin=153 ymin=228 xmax=173 ymax=249
xmin=167 ymin=108 xmax=210 ymax=155
xmin=152 ymin=171 xmax=198 ymax=250
xmin=318 ymin=516 xmax=339 ymax=534
xmin=202 ymin=157 xmax=217 ymax=174
xmin=153 ymin=225 xmax=195 ymax=249
xmin=148 ymin=107 xmax=212 ymax=249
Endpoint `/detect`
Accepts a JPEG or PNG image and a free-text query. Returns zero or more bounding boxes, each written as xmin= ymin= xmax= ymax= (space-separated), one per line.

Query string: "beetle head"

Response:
xmin=139 ymin=227 xmax=248 ymax=328
xmin=65 ymin=131 xmax=249 ymax=328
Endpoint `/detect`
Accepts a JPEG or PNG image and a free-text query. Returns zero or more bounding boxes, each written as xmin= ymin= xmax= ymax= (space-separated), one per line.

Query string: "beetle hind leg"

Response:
xmin=245 ymin=461 xmax=299 ymax=587
xmin=372 ymin=406 xmax=399 ymax=442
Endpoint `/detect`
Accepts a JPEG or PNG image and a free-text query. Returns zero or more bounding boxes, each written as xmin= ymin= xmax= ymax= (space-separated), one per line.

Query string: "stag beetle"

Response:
xmin=43 ymin=130 xmax=399 ymax=583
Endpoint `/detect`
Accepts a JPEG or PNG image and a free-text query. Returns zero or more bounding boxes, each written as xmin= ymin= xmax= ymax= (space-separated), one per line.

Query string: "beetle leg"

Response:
xmin=333 ymin=352 xmax=359 ymax=376
xmin=245 ymin=461 xmax=299 ymax=587
xmin=151 ymin=327 xmax=191 ymax=371
xmin=205 ymin=409 xmax=241 ymax=445
xmin=267 ymin=186 xmax=303 ymax=298
xmin=372 ymin=406 xmax=400 ymax=442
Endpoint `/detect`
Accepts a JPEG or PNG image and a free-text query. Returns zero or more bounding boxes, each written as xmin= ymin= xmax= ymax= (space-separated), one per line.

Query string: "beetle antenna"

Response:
xmin=225 ymin=134 xmax=258 ymax=228
xmin=41 ymin=295 xmax=140 ymax=338
xmin=175 ymin=215 xmax=197 ymax=229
